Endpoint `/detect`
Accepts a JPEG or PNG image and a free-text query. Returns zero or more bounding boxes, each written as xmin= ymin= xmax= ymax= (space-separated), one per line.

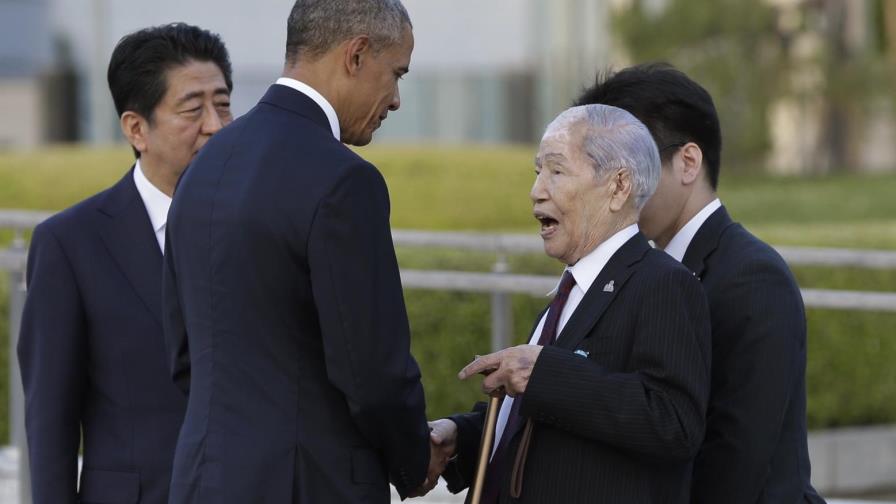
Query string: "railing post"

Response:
xmin=9 ymin=230 xmax=31 ymax=503
xmin=490 ymin=254 xmax=513 ymax=353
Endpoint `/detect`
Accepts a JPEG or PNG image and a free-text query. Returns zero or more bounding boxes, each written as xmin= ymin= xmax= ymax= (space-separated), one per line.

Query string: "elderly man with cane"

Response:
xmin=430 ymin=104 xmax=712 ymax=504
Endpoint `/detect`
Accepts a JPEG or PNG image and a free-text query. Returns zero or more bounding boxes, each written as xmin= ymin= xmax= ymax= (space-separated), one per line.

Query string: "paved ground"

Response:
xmin=390 ymin=482 xmax=463 ymax=503
xmin=0 ymin=447 xmax=888 ymax=504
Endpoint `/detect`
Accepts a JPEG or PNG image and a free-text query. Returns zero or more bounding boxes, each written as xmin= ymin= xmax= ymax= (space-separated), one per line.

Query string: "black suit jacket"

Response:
xmin=686 ymin=206 xmax=826 ymax=504
xmin=17 ymin=169 xmax=187 ymax=504
xmin=162 ymin=85 xmax=430 ymax=503
xmin=446 ymin=232 xmax=712 ymax=503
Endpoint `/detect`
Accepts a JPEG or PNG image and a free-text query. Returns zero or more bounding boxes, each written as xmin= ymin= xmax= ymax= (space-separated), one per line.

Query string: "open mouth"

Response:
xmin=534 ymin=211 xmax=559 ymax=237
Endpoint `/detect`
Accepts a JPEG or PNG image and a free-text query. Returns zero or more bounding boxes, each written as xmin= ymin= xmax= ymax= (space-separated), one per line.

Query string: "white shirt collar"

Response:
xmin=558 ymin=223 xmax=640 ymax=295
xmin=663 ymin=198 xmax=722 ymax=262
xmin=275 ymin=77 xmax=341 ymax=140
xmin=133 ymin=159 xmax=172 ymax=250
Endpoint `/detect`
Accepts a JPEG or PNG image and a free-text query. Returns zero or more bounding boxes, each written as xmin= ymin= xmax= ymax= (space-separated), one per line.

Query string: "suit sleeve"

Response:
xmin=16 ymin=223 xmax=85 ymax=504
xmin=307 ymin=162 xmax=430 ymax=498
xmin=521 ymin=266 xmax=712 ymax=461
xmin=441 ymin=402 xmax=488 ymax=493
xmin=691 ymin=259 xmax=805 ymax=503
xmin=162 ymin=227 xmax=190 ymax=395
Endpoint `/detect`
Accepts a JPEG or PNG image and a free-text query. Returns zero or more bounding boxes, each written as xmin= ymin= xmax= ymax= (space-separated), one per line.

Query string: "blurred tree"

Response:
xmin=613 ymin=0 xmax=896 ymax=174
xmin=886 ymin=0 xmax=896 ymax=64
xmin=613 ymin=0 xmax=784 ymax=172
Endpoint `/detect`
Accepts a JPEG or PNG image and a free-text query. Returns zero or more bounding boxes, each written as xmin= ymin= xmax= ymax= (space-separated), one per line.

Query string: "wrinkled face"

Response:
xmin=639 ymin=149 xmax=688 ymax=248
xmin=531 ymin=127 xmax=615 ymax=265
xmin=139 ymin=60 xmax=232 ymax=176
xmin=341 ymin=25 xmax=413 ymax=146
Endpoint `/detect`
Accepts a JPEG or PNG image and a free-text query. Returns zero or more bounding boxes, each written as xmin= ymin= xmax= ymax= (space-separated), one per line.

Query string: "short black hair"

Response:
xmin=107 ymin=22 xmax=233 ymax=125
xmin=575 ymin=63 xmax=723 ymax=189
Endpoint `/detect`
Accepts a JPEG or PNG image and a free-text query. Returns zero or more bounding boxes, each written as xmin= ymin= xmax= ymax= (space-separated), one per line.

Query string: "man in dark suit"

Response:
xmin=17 ymin=23 xmax=233 ymax=504
xmin=429 ymin=104 xmax=712 ymax=503
xmin=575 ymin=63 xmax=826 ymax=503
xmin=163 ymin=1 xmax=438 ymax=502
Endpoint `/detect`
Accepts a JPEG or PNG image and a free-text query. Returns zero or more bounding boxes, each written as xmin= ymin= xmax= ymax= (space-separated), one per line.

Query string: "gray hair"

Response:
xmin=285 ymin=0 xmax=412 ymax=62
xmin=544 ymin=104 xmax=660 ymax=210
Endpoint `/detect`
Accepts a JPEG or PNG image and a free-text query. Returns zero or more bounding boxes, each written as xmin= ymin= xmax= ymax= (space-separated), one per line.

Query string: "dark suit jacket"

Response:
xmin=162 ymin=84 xmax=430 ymax=503
xmin=686 ymin=206 xmax=825 ymax=504
xmin=445 ymin=232 xmax=712 ymax=503
xmin=17 ymin=169 xmax=188 ymax=504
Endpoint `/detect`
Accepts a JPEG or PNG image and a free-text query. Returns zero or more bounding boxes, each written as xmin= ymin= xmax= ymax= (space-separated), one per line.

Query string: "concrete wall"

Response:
xmin=810 ymin=424 xmax=896 ymax=496
xmin=0 ymin=79 xmax=43 ymax=148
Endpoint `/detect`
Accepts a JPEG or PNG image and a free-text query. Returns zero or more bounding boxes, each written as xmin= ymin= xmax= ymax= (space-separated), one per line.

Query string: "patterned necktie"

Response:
xmin=479 ymin=270 xmax=577 ymax=503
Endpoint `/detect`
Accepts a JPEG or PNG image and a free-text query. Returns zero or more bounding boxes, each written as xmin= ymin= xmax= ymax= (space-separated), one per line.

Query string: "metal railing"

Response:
xmin=2 ymin=209 xmax=896 ymax=502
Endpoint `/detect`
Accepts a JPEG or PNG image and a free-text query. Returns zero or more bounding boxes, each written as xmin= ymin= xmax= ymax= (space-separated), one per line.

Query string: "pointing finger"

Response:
xmin=458 ymin=352 xmax=501 ymax=379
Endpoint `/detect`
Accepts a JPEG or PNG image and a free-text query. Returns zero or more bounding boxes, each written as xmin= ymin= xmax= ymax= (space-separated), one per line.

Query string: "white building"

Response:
xmin=0 ymin=0 xmax=612 ymax=147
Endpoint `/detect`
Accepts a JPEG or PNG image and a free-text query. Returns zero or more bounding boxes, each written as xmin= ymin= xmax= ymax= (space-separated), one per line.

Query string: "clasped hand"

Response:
xmin=408 ymin=419 xmax=457 ymax=497
xmin=408 ymin=345 xmax=543 ymax=497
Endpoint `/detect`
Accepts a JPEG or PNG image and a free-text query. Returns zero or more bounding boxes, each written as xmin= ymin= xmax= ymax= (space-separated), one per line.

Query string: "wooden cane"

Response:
xmin=469 ymin=394 xmax=501 ymax=504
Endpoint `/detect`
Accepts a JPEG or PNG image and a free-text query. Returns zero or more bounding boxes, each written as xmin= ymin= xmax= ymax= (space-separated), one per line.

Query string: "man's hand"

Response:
xmin=458 ymin=345 xmax=543 ymax=397
xmin=429 ymin=418 xmax=457 ymax=462
xmin=407 ymin=420 xmax=458 ymax=497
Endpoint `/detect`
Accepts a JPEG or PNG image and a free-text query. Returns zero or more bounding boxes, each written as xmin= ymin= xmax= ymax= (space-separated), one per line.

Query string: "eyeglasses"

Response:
xmin=659 ymin=142 xmax=687 ymax=152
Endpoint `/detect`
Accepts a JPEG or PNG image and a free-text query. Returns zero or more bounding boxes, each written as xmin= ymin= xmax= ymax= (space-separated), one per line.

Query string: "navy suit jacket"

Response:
xmin=445 ymin=233 xmax=712 ymax=503
xmin=163 ymin=85 xmax=430 ymax=503
xmin=18 ymin=169 xmax=187 ymax=504
xmin=686 ymin=206 xmax=826 ymax=503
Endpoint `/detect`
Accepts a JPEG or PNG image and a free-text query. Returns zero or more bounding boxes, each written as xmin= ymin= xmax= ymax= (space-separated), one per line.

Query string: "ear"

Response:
xmin=679 ymin=142 xmax=704 ymax=186
xmin=608 ymin=168 xmax=634 ymax=212
xmin=343 ymin=35 xmax=372 ymax=77
xmin=120 ymin=111 xmax=149 ymax=155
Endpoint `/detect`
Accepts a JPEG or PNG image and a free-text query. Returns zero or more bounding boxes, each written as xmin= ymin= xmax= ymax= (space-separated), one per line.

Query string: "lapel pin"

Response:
xmin=603 ymin=280 xmax=614 ymax=293
xmin=574 ymin=349 xmax=590 ymax=358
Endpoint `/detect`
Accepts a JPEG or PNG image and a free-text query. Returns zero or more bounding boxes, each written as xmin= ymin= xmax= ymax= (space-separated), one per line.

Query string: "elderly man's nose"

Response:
xmin=530 ymin=175 xmax=548 ymax=202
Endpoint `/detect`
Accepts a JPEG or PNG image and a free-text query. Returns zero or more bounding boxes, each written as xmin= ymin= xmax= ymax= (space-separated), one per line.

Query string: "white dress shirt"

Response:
xmin=663 ymin=198 xmax=722 ymax=263
xmin=133 ymin=159 xmax=172 ymax=252
xmin=490 ymin=223 xmax=640 ymax=458
xmin=275 ymin=77 xmax=341 ymax=140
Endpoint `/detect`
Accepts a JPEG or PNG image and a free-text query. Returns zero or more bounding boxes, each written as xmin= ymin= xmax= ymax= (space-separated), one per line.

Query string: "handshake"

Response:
xmin=408 ymin=345 xmax=545 ymax=498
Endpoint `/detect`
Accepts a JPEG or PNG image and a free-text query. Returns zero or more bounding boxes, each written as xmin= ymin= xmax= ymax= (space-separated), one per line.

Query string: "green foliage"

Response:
xmin=613 ymin=0 xmax=896 ymax=174
xmin=614 ymin=0 xmax=782 ymax=169
xmin=0 ymin=146 xmax=134 ymax=210
xmin=806 ymin=309 xmax=896 ymax=428
xmin=1 ymin=146 xmax=895 ymax=430
xmin=794 ymin=267 xmax=896 ymax=428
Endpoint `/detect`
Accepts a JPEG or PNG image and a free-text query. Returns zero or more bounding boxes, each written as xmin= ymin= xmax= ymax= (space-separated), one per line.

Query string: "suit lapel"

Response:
xmin=681 ymin=205 xmax=736 ymax=279
xmin=554 ymin=233 xmax=651 ymax=351
xmin=97 ymin=167 xmax=164 ymax=328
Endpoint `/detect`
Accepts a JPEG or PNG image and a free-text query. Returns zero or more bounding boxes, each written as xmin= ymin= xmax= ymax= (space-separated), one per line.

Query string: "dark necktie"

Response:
xmin=479 ymin=270 xmax=576 ymax=503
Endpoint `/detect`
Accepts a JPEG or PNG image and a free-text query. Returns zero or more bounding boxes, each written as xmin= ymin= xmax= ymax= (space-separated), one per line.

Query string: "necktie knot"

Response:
xmin=557 ymin=270 xmax=576 ymax=298
xmin=534 ymin=270 xmax=576 ymax=348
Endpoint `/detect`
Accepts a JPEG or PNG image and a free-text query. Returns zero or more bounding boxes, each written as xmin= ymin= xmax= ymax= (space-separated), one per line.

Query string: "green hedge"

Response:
xmin=399 ymin=249 xmax=896 ymax=428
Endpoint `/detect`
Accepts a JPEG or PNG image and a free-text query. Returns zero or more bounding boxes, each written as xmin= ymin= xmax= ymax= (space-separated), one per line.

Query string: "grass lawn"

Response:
xmin=0 ymin=144 xmax=894 ymax=433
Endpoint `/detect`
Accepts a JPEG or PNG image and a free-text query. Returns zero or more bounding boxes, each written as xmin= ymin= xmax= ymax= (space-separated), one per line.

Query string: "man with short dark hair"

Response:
xmin=18 ymin=23 xmax=233 ymax=504
xmin=575 ymin=63 xmax=826 ymax=503
xmin=163 ymin=1 xmax=437 ymax=502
